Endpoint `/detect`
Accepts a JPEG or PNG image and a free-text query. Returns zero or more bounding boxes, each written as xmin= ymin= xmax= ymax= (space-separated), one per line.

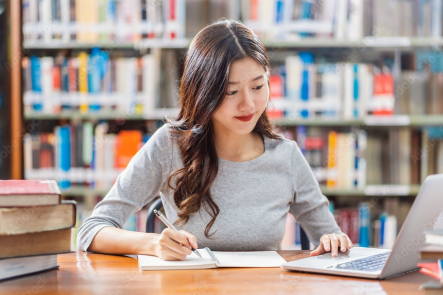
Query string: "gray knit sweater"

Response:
xmin=77 ymin=123 xmax=342 ymax=252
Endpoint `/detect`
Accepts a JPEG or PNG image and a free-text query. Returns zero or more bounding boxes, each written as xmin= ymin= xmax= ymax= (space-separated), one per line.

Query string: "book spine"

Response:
xmin=327 ymin=131 xmax=338 ymax=188
xmin=358 ymin=203 xmax=370 ymax=247
xmin=78 ymin=52 xmax=88 ymax=113
xmin=299 ymin=52 xmax=313 ymax=118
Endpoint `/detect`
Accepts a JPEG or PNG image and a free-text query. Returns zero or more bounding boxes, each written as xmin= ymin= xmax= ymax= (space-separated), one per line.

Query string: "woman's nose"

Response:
xmin=238 ymin=90 xmax=254 ymax=111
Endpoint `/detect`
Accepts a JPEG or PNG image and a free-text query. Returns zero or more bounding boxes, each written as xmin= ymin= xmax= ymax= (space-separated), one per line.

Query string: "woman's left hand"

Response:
xmin=310 ymin=233 xmax=353 ymax=257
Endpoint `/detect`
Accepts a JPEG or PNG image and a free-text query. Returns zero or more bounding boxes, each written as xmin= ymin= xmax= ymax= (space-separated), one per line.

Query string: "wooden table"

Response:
xmin=0 ymin=251 xmax=430 ymax=295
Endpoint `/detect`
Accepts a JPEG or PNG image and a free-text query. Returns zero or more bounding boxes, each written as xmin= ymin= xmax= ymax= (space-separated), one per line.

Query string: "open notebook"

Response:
xmin=138 ymin=247 xmax=287 ymax=270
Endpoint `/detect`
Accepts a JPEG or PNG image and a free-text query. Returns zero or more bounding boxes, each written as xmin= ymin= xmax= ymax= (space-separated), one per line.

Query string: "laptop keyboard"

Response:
xmin=334 ymin=252 xmax=390 ymax=272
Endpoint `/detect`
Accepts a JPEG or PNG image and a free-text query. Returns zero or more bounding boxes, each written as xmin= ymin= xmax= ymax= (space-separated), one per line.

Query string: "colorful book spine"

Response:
xmin=326 ymin=131 xmax=338 ymax=188
xmin=59 ymin=125 xmax=71 ymax=189
xmin=78 ymin=52 xmax=89 ymax=113
xmin=299 ymin=52 xmax=314 ymax=118
xmin=358 ymin=203 xmax=370 ymax=247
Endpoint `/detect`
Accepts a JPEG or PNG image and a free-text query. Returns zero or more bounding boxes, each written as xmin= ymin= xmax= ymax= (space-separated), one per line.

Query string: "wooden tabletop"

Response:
xmin=0 ymin=250 xmax=429 ymax=295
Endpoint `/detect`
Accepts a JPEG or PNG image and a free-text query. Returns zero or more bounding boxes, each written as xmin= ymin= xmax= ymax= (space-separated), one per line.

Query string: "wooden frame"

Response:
xmin=10 ymin=0 xmax=22 ymax=179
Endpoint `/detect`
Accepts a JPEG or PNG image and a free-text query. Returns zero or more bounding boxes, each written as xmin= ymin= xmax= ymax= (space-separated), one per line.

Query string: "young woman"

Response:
xmin=77 ymin=18 xmax=353 ymax=261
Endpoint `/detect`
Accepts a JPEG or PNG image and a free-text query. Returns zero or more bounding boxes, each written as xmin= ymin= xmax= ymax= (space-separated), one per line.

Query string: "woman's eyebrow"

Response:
xmin=228 ymin=74 xmax=264 ymax=85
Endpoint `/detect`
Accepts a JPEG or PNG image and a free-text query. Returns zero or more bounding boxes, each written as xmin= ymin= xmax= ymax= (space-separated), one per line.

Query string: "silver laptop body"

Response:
xmin=281 ymin=174 xmax=443 ymax=279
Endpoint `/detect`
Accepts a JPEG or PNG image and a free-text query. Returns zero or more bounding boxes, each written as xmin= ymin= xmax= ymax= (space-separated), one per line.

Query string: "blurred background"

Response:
xmin=0 ymin=0 xmax=442 ymax=250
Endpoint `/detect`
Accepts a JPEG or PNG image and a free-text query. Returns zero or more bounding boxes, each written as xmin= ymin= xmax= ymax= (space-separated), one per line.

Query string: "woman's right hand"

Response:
xmin=153 ymin=228 xmax=198 ymax=261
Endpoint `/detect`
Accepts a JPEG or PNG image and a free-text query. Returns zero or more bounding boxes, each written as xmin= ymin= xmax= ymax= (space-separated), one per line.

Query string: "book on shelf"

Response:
xmin=289 ymin=125 xmax=443 ymax=188
xmin=240 ymin=0 xmax=443 ymax=41
xmin=267 ymin=57 xmax=397 ymax=120
xmin=22 ymin=0 xmax=443 ymax=46
xmin=268 ymin=51 xmax=443 ymax=120
xmin=22 ymin=0 xmax=186 ymax=43
xmin=22 ymin=47 xmax=173 ymax=117
xmin=23 ymin=122 xmax=152 ymax=189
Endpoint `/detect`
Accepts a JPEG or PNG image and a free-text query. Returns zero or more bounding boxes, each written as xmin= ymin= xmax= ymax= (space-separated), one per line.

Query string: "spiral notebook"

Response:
xmin=138 ymin=247 xmax=286 ymax=270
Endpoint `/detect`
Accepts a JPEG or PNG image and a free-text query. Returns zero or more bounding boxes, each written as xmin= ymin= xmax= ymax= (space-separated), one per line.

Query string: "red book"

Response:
xmin=39 ymin=134 xmax=53 ymax=168
xmin=267 ymin=74 xmax=284 ymax=119
xmin=68 ymin=58 xmax=78 ymax=92
xmin=52 ymin=65 xmax=61 ymax=91
xmin=0 ymin=180 xmax=61 ymax=207
xmin=418 ymin=262 xmax=440 ymax=281
xmin=169 ymin=0 xmax=176 ymax=39
xmin=373 ymin=73 xmax=394 ymax=116
xmin=114 ymin=131 xmax=143 ymax=169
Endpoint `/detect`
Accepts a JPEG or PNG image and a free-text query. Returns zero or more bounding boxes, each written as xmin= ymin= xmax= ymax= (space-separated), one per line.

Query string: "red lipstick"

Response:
xmin=235 ymin=114 xmax=254 ymax=122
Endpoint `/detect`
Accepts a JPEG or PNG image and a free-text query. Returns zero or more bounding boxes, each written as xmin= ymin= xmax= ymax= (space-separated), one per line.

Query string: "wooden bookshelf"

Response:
xmin=10 ymin=0 xmax=22 ymax=180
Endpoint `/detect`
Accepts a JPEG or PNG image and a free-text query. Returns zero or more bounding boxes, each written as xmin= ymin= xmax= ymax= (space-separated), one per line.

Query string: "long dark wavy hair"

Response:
xmin=166 ymin=18 xmax=282 ymax=238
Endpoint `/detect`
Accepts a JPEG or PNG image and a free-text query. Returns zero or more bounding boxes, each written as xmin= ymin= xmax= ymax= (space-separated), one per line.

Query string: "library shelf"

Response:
xmin=22 ymin=37 xmax=443 ymax=51
xmin=24 ymin=110 xmax=443 ymax=127
xmin=273 ymin=115 xmax=443 ymax=127
xmin=23 ymin=39 xmax=190 ymax=50
xmin=24 ymin=108 xmax=180 ymax=120
xmin=60 ymin=184 xmax=421 ymax=198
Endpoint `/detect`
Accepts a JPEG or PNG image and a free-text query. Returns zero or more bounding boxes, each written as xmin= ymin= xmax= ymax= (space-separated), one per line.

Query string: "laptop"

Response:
xmin=281 ymin=174 xmax=443 ymax=279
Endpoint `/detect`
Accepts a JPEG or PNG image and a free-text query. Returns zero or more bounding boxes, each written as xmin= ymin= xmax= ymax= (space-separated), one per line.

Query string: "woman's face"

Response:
xmin=212 ymin=57 xmax=269 ymax=136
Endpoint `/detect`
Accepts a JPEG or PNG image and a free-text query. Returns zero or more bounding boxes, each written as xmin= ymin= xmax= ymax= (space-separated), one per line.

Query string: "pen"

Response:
xmin=153 ymin=209 xmax=202 ymax=258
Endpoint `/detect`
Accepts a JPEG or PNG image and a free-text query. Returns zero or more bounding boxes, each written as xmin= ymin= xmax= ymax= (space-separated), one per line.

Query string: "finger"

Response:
xmin=163 ymin=236 xmax=192 ymax=256
xmin=166 ymin=229 xmax=192 ymax=249
xmin=310 ymin=235 xmax=329 ymax=256
xmin=338 ymin=235 xmax=349 ymax=252
xmin=321 ymin=234 xmax=331 ymax=252
xmin=329 ymin=233 xmax=339 ymax=257
xmin=310 ymin=244 xmax=325 ymax=256
xmin=179 ymin=230 xmax=198 ymax=249
xmin=160 ymin=249 xmax=187 ymax=261
xmin=344 ymin=235 xmax=353 ymax=249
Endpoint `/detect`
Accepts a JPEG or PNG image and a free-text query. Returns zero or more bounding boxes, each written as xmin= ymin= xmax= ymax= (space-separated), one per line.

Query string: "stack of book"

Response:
xmin=0 ymin=180 xmax=75 ymax=281
xmin=418 ymin=230 xmax=443 ymax=294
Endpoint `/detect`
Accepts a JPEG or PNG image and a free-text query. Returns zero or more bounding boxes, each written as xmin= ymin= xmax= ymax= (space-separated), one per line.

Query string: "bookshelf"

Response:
xmin=23 ymin=37 xmax=443 ymax=50
xmin=61 ymin=184 xmax=422 ymax=198
xmin=23 ymin=110 xmax=443 ymax=127
xmin=12 ymin=0 xmax=443 ymax=249
xmin=0 ymin=1 xmax=10 ymax=179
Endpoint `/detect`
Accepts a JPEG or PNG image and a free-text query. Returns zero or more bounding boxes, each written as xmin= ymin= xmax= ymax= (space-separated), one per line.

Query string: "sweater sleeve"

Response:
xmin=288 ymin=141 xmax=343 ymax=248
xmin=76 ymin=124 xmax=174 ymax=252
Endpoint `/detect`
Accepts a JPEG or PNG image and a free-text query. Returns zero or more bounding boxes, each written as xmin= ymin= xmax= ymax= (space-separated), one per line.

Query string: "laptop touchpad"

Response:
xmin=316 ymin=250 xmax=352 ymax=259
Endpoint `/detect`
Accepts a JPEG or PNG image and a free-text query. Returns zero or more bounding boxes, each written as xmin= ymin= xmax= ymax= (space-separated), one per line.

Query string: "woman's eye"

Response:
xmin=226 ymin=84 xmax=264 ymax=96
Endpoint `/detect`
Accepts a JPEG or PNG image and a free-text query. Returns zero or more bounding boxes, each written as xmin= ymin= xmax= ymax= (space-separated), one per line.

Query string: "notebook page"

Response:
xmin=138 ymin=251 xmax=215 ymax=270
xmin=212 ymin=251 xmax=287 ymax=268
